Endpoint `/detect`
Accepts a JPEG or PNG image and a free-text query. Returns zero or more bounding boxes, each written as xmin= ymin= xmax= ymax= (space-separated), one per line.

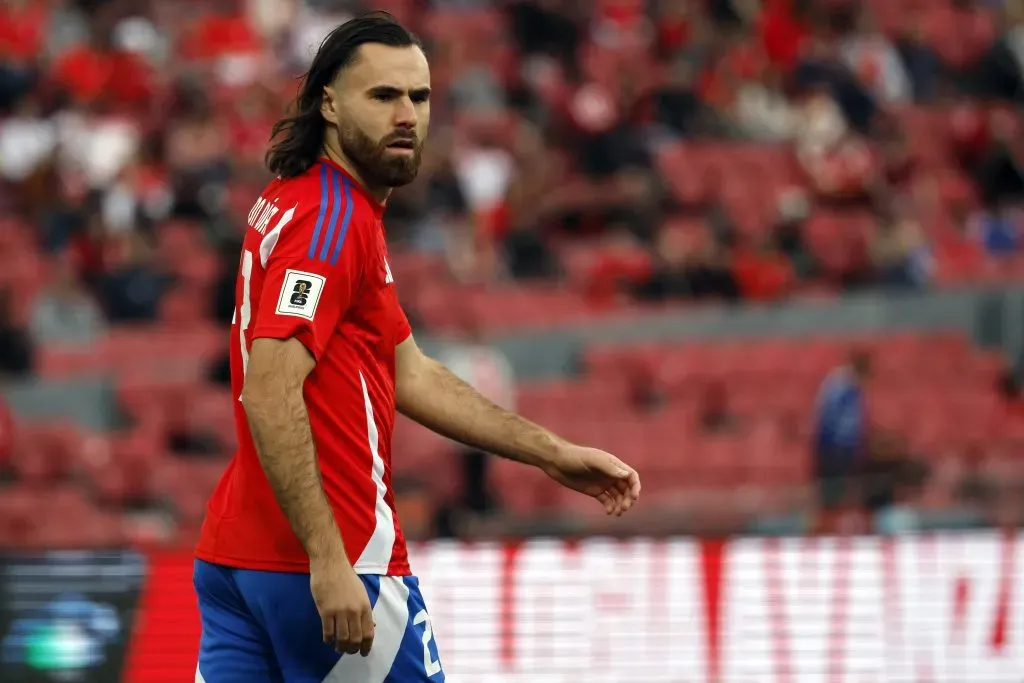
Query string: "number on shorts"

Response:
xmin=412 ymin=609 xmax=442 ymax=676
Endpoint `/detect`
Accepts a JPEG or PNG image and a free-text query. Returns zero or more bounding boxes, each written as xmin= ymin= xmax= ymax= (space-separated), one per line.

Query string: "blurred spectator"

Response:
xmin=794 ymin=86 xmax=873 ymax=199
xmin=0 ymin=289 xmax=34 ymax=377
xmin=972 ymin=109 xmax=1024 ymax=207
xmin=577 ymin=230 xmax=655 ymax=306
xmin=29 ymin=251 xmax=106 ymax=346
xmin=654 ymin=5 xmax=719 ymax=138
xmin=99 ymin=232 xmax=169 ymax=322
xmin=451 ymin=130 xmax=515 ymax=280
xmin=812 ymin=349 xmax=871 ymax=533
xmin=971 ymin=0 xmax=1024 ymax=101
xmin=837 ymin=6 xmax=912 ymax=106
xmin=387 ymin=129 xmax=469 ymax=252
xmin=862 ymin=429 xmax=928 ymax=534
xmin=57 ymin=102 xmax=142 ymax=193
xmin=928 ymin=0 xmax=996 ymax=73
xmin=634 ymin=223 xmax=740 ymax=302
xmin=165 ymin=86 xmax=231 ymax=221
xmin=655 ymin=54 xmax=706 ymax=138
xmin=508 ymin=0 xmax=581 ymax=70
xmin=956 ymin=447 xmax=1000 ymax=515
xmin=875 ymin=115 xmax=916 ymax=194
xmin=758 ymin=0 xmax=812 ymax=73
xmin=869 ymin=209 xmax=934 ymax=290
xmin=0 ymin=95 xmax=57 ymax=184
xmin=499 ymin=123 xmax=567 ymax=280
xmin=949 ymin=101 xmax=993 ymax=171
xmin=731 ymin=66 xmax=797 ymax=142
xmin=894 ymin=24 xmax=943 ymax=103
xmin=967 ymin=201 xmax=1023 ymax=257
xmin=1004 ymin=0 xmax=1024 ymax=101
xmin=734 ymin=241 xmax=794 ymax=302
xmin=770 ymin=188 xmax=817 ymax=279
xmin=288 ymin=0 xmax=353 ymax=69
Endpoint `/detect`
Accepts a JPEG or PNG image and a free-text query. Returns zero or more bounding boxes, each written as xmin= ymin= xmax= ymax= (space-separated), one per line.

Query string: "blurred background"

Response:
xmin=2 ymin=0 xmax=1024 ymax=680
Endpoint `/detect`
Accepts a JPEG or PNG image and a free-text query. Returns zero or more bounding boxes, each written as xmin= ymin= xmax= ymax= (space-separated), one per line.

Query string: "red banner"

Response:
xmin=122 ymin=533 xmax=1023 ymax=683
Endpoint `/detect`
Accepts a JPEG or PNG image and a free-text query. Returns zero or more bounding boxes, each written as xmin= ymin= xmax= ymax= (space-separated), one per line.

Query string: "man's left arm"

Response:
xmin=394 ymin=336 xmax=641 ymax=515
xmin=396 ymin=338 xmax=558 ymax=468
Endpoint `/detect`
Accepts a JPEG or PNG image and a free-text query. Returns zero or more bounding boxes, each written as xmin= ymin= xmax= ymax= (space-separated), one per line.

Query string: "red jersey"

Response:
xmin=196 ymin=158 xmax=411 ymax=575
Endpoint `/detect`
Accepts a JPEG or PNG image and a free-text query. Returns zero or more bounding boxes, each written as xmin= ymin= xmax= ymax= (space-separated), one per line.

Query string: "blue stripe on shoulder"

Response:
xmin=307 ymin=163 xmax=330 ymax=260
xmin=319 ymin=169 xmax=344 ymax=261
xmin=329 ymin=176 xmax=355 ymax=266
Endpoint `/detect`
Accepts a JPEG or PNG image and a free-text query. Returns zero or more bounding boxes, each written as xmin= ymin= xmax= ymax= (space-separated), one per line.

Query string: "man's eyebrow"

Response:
xmin=367 ymin=85 xmax=431 ymax=98
xmin=367 ymin=85 xmax=402 ymax=97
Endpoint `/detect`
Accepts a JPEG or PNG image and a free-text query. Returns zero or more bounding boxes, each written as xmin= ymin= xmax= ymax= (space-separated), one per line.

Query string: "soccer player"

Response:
xmin=193 ymin=12 xmax=642 ymax=683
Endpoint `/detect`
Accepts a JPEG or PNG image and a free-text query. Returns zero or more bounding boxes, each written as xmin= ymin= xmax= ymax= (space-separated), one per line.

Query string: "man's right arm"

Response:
xmin=241 ymin=171 xmax=375 ymax=655
xmin=242 ymin=171 xmax=365 ymax=562
xmin=241 ymin=336 xmax=346 ymax=564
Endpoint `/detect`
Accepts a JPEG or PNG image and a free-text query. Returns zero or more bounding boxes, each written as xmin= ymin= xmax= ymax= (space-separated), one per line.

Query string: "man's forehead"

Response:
xmin=341 ymin=43 xmax=430 ymax=90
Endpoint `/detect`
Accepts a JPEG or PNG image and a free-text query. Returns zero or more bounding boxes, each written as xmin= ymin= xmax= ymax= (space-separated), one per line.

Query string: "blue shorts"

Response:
xmin=194 ymin=559 xmax=445 ymax=683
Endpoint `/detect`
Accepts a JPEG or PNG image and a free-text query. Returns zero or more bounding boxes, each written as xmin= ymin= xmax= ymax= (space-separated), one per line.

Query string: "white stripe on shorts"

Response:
xmin=324 ymin=576 xmax=410 ymax=683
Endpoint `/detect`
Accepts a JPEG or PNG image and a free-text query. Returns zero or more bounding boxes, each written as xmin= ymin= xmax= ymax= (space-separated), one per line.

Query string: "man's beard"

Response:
xmin=338 ymin=122 xmax=422 ymax=189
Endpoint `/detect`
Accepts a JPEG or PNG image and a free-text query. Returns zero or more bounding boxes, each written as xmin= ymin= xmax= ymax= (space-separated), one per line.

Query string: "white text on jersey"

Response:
xmin=247 ymin=197 xmax=280 ymax=236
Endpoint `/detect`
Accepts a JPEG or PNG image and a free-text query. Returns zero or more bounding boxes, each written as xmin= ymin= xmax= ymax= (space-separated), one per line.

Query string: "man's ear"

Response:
xmin=320 ymin=85 xmax=338 ymax=125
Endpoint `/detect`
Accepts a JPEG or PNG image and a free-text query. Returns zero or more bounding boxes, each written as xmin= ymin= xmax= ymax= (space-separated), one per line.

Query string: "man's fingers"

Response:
xmin=628 ymin=470 xmax=642 ymax=498
xmin=610 ymin=476 xmax=639 ymax=515
xmin=344 ymin=615 xmax=363 ymax=655
xmin=334 ymin=615 xmax=350 ymax=653
xmin=360 ymin=610 xmax=376 ymax=657
xmin=596 ymin=490 xmax=615 ymax=514
xmin=321 ymin=613 xmax=336 ymax=645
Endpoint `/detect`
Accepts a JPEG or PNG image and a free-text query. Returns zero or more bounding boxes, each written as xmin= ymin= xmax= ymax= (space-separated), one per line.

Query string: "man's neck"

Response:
xmin=321 ymin=142 xmax=391 ymax=204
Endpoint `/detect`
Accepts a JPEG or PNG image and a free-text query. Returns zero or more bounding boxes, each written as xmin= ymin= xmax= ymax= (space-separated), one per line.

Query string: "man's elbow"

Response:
xmin=240 ymin=376 xmax=269 ymax=409
xmin=241 ymin=365 xmax=300 ymax=413
xmin=240 ymin=372 xmax=281 ymax=421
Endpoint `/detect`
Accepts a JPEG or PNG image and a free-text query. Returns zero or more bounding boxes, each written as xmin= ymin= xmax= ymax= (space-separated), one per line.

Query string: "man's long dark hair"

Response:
xmin=265 ymin=12 xmax=421 ymax=179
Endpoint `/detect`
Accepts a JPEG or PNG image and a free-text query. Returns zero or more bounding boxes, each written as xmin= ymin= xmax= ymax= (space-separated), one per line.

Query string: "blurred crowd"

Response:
xmin=1 ymin=0 xmax=1024 ymax=340
xmin=2 ymin=0 xmax=1024 ymax=541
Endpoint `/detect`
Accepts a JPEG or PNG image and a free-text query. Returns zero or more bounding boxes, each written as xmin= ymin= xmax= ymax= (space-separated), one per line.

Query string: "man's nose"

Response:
xmin=393 ymin=97 xmax=417 ymax=128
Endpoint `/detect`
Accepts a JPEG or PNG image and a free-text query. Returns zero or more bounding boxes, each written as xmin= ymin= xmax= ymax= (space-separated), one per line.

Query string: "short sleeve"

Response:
xmin=252 ymin=170 xmax=365 ymax=361
xmin=395 ymin=305 xmax=412 ymax=345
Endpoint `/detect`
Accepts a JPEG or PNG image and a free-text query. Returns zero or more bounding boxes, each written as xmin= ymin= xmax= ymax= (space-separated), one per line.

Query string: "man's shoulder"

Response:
xmin=263 ymin=166 xmax=324 ymax=204
xmin=271 ymin=165 xmax=378 ymax=227
xmin=252 ymin=166 xmax=377 ymax=246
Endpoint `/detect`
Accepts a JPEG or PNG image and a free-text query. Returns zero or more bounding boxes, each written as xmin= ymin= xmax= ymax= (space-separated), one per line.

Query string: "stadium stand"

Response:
xmin=2 ymin=0 xmax=1024 ymax=546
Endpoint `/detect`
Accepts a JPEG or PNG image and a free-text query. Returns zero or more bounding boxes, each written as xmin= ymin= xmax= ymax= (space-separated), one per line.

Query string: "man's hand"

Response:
xmin=542 ymin=444 xmax=642 ymax=516
xmin=310 ymin=559 xmax=375 ymax=656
